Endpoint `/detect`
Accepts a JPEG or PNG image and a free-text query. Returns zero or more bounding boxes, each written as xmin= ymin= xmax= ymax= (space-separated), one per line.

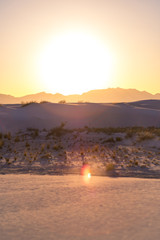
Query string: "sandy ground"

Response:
xmin=0 ymin=101 xmax=160 ymax=178
xmin=0 ymin=101 xmax=160 ymax=133
xmin=0 ymin=174 xmax=160 ymax=240
xmin=0 ymin=127 xmax=160 ymax=178
xmin=1 ymin=102 xmax=160 ymax=240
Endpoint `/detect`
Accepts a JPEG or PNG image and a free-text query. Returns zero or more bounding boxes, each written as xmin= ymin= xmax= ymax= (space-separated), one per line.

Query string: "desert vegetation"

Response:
xmin=0 ymin=126 xmax=160 ymax=177
xmin=21 ymin=101 xmax=38 ymax=107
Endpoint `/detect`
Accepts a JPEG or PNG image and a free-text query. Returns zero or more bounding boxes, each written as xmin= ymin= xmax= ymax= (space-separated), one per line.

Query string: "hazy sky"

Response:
xmin=0 ymin=0 xmax=160 ymax=96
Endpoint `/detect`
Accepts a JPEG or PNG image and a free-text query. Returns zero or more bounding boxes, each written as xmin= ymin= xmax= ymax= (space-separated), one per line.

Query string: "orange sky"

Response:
xmin=0 ymin=0 xmax=160 ymax=96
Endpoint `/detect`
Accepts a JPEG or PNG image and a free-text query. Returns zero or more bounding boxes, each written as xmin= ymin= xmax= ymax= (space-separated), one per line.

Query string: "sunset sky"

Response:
xmin=0 ymin=0 xmax=160 ymax=96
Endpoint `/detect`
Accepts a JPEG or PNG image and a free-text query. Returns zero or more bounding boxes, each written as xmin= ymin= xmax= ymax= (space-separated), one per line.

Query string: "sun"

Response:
xmin=36 ymin=30 xmax=115 ymax=95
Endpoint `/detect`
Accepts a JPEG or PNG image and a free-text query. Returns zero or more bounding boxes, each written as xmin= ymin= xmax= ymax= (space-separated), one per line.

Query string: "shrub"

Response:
xmin=116 ymin=137 xmax=122 ymax=142
xmin=21 ymin=101 xmax=37 ymax=107
xmin=135 ymin=161 xmax=139 ymax=166
xmin=41 ymin=144 xmax=45 ymax=152
xmin=5 ymin=158 xmax=10 ymax=164
xmin=32 ymin=129 xmax=39 ymax=138
xmin=47 ymin=143 xmax=50 ymax=149
xmin=103 ymin=137 xmax=115 ymax=143
xmin=41 ymin=153 xmax=52 ymax=159
xmin=125 ymin=131 xmax=134 ymax=138
xmin=25 ymin=142 xmax=30 ymax=147
xmin=92 ymin=145 xmax=99 ymax=152
xmin=4 ymin=132 xmax=11 ymax=140
xmin=15 ymin=136 xmax=20 ymax=142
xmin=106 ymin=163 xmax=115 ymax=172
xmin=47 ymin=122 xmax=68 ymax=137
xmin=138 ymin=132 xmax=155 ymax=142
xmin=58 ymin=100 xmax=66 ymax=104
xmin=40 ymin=101 xmax=49 ymax=104
xmin=27 ymin=128 xmax=39 ymax=138
xmin=0 ymin=140 xmax=4 ymax=149
xmin=53 ymin=144 xmax=63 ymax=151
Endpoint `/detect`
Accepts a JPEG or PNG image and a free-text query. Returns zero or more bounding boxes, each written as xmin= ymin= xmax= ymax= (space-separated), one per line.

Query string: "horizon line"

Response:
xmin=0 ymin=87 xmax=160 ymax=98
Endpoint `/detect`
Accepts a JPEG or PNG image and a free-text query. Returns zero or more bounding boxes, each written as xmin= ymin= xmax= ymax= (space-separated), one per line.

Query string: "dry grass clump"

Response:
xmin=53 ymin=144 xmax=63 ymax=151
xmin=21 ymin=101 xmax=38 ymax=107
xmin=14 ymin=136 xmax=20 ymax=142
xmin=41 ymin=153 xmax=52 ymax=159
xmin=27 ymin=128 xmax=39 ymax=138
xmin=92 ymin=145 xmax=99 ymax=152
xmin=47 ymin=122 xmax=69 ymax=137
xmin=25 ymin=141 xmax=30 ymax=148
xmin=115 ymin=137 xmax=122 ymax=142
xmin=4 ymin=132 xmax=11 ymax=140
xmin=58 ymin=100 xmax=66 ymax=104
xmin=40 ymin=101 xmax=49 ymax=104
xmin=138 ymin=132 xmax=155 ymax=142
xmin=0 ymin=140 xmax=4 ymax=149
xmin=106 ymin=163 xmax=115 ymax=172
xmin=102 ymin=137 xmax=115 ymax=144
xmin=125 ymin=131 xmax=134 ymax=138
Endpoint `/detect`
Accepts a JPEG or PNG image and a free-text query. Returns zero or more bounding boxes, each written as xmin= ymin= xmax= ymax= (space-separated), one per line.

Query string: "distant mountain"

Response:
xmin=0 ymin=94 xmax=17 ymax=104
xmin=0 ymin=88 xmax=160 ymax=104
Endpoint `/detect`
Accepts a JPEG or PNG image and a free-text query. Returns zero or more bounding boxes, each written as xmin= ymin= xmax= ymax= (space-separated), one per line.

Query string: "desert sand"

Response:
xmin=0 ymin=175 xmax=160 ymax=240
xmin=0 ymin=101 xmax=160 ymax=240
xmin=0 ymin=101 xmax=160 ymax=178
xmin=0 ymin=100 xmax=160 ymax=133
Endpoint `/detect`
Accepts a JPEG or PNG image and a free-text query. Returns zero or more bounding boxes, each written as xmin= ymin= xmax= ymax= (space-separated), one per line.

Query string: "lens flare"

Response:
xmin=81 ymin=164 xmax=91 ymax=176
xmin=81 ymin=164 xmax=91 ymax=183
xmin=88 ymin=172 xmax=91 ymax=178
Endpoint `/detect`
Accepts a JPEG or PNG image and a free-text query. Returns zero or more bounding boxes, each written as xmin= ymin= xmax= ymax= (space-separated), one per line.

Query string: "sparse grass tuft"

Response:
xmin=25 ymin=142 xmax=30 ymax=147
xmin=40 ymin=101 xmax=49 ymax=104
xmin=0 ymin=140 xmax=4 ymax=149
xmin=58 ymin=100 xmax=66 ymax=104
xmin=21 ymin=101 xmax=38 ymax=107
xmin=53 ymin=144 xmax=63 ymax=151
xmin=106 ymin=163 xmax=115 ymax=172
xmin=47 ymin=122 xmax=69 ymax=137
xmin=102 ymin=137 xmax=115 ymax=143
xmin=4 ymin=132 xmax=11 ymax=140
xmin=138 ymin=132 xmax=155 ymax=142
xmin=92 ymin=145 xmax=99 ymax=152
xmin=15 ymin=136 xmax=20 ymax=142
xmin=116 ymin=137 xmax=122 ymax=142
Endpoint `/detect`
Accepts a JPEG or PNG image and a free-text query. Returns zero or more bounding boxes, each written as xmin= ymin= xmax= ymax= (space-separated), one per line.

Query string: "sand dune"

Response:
xmin=0 ymin=100 xmax=160 ymax=133
xmin=0 ymin=100 xmax=160 ymax=177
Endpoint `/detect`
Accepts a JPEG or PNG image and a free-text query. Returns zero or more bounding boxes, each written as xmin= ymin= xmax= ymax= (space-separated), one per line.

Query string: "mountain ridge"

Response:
xmin=0 ymin=88 xmax=160 ymax=104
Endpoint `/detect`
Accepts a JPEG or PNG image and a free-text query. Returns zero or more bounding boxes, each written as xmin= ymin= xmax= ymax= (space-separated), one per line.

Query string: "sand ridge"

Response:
xmin=0 ymin=101 xmax=160 ymax=133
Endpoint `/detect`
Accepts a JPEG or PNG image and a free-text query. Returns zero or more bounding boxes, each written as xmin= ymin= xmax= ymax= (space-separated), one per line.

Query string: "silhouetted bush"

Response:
xmin=58 ymin=100 xmax=66 ymax=104
xmin=106 ymin=163 xmax=115 ymax=171
xmin=21 ymin=101 xmax=37 ymax=107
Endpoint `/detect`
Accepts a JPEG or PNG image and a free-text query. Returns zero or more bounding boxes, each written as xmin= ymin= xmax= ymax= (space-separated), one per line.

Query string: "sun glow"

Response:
xmin=88 ymin=172 xmax=91 ymax=178
xmin=81 ymin=164 xmax=91 ymax=184
xmin=37 ymin=31 xmax=115 ymax=95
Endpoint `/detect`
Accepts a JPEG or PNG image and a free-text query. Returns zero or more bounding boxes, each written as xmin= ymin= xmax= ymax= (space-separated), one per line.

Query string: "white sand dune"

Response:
xmin=0 ymin=100 xmax=160 ymax=132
